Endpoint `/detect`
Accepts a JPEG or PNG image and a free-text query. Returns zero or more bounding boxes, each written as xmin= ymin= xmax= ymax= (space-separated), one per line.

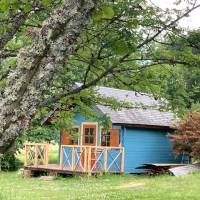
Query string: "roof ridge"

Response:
xmin=75 ymin=82 xmax=153 ymax=98
xmin=97 ymin=85 xmax=152 ymax=97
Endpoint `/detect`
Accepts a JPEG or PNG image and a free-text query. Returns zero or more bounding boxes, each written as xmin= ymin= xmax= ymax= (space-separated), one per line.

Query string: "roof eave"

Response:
xmin=112 ymin=122 xmax=175 ymax=131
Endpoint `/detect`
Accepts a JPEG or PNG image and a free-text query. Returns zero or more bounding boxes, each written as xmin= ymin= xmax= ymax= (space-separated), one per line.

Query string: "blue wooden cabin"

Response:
xmin=58 ymin=86 xmax=181 ymax=174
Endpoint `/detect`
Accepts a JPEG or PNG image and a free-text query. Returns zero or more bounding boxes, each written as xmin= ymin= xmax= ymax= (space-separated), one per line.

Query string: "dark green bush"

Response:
xmin=0 ymin=153 xmax=21 ymax=171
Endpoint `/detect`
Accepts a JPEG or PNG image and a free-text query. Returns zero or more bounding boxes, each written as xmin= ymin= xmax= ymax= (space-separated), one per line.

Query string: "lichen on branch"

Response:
xmin=0 ymin=0 xmax=96 ymax=153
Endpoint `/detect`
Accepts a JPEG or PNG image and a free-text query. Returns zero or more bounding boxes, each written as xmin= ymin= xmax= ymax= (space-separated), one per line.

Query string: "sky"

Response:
xmin=151 ymin=0 xmax=200 ymax=29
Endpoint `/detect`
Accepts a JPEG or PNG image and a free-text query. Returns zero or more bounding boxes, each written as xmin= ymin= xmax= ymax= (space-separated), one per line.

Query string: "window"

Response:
xmin=101 ymin=128 xmax=120 ymax=147
xmin=61 ymin=127 xmax=80 ymax=145
xmin=84 ymin=127 xmax=95 ymax=144
xmin=71 ymin=127 xmax=80 ymax=145
xmin=101 ymin=130 xmax=110 ymax=146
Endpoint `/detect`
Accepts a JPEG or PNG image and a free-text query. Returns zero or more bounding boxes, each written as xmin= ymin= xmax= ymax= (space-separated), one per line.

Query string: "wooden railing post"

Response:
xmin=120 ymin=148 xmax=124 ymax=173
xmin=72 ymin=147 xmax=75 ymax=171
xmin=60 ymin=145 xmax=63 ymax=169
xmin=24 ymin=144 xmax=28 ymax=166
xmin=43 ymin=145 xmax=46 ymax=166
xmin=45 ymin=144 xmax=49 ymax=167
xmin=104 ymin=149 xmax=107 ymax=173
xmin=34 ymin=144 xmax=38 ymax=167
xmin=84 ymin=147 xmax=87 ymax=172
xmin=88 ymin=146 xmax=92 ymax=176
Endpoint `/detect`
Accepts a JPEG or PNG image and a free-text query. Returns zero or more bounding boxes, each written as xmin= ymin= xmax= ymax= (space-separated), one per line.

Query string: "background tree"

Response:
xmin=168 ymin=111 xmax=200 ymax=161
xmin=152 ymin=30 xmax=200 ymax=114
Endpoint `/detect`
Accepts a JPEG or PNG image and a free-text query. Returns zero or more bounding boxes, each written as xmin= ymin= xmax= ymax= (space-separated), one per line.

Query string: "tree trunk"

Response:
xmin=0 ymin=0 xmax=96 ymax=154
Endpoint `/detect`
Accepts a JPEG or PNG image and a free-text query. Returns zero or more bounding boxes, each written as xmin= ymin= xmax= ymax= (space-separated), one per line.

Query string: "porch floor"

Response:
xmin=24 ymin=164 xmax=100 ymax=175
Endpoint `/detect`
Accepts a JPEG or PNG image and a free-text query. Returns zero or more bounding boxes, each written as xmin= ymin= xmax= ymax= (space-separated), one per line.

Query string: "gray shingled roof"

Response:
xmin=96 ymin=86 xmax=161 ymax=107
xmin=94 ymin=86 xmax=175 ymax=128
xmin=42 ymin=84 xmax=176 ymax=127
xmin=97 ymin=105 xmax=175 ymax=127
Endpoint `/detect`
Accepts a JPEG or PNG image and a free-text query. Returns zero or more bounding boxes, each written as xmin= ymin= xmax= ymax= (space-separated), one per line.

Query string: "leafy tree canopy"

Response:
xmin=0 ymin=0 xmax=199 ymax=153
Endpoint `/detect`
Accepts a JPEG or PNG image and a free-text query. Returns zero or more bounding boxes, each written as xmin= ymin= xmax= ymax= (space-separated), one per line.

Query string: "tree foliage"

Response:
xmin=0 ymin=0 xmax=199 ymax=154
xmin=169 ymin=111 xmax=200 ymax=160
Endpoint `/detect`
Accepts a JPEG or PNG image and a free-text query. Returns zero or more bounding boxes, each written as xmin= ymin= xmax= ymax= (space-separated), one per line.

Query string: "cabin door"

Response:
xmin=81 ymin=123 xmax=97 ymax=169
xmin=82 ymin=124 xmax=97 ymax=146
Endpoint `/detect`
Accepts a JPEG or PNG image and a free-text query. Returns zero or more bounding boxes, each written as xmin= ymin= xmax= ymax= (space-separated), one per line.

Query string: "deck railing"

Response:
xmin=60 ymin=145 xmax=124 ymax=174
xmin=24 ymin=143 xmax=49 ymax=167
xmin=24 ymin=143 xmax=124 ymax=175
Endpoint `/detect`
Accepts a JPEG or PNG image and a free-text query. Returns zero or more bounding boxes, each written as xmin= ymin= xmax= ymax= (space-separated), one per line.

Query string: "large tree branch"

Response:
xmin=0 ymin=0 xmax=96 ymax=153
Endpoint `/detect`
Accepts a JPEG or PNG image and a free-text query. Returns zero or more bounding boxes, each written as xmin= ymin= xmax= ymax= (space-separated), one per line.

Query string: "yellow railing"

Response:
xmin=24 ymin=143 xmax=124 ymax=175
xmin=60 ymin=145 xmax=124 ymax=175
xmin=24 ymin=143 xmax=49 ymax=167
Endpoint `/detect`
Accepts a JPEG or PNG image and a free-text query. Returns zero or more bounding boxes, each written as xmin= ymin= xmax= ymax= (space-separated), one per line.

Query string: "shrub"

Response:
xmin=168 ymin=111 xmax=200 ymax=160
xmin=0 ymin=153 xmax=20 ymax=171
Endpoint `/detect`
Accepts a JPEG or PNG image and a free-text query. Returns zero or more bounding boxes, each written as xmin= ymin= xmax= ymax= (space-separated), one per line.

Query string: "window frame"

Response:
xmin=81 ymin=122 xmax=98 ymax=146
xmin=101 ymin=129 xmax=111 ymax=147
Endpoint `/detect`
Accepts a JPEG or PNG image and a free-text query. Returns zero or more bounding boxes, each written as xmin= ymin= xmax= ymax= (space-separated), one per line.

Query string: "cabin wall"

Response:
xmin=59 ymin=112 xmax=102 ymax=146
xmin=59 ymin=114 xmax=122 ymax=166
xmin=58 ymin=113 xmax=181 ymax=174
xmin=123 ymin=127 xmax=181 ymax=173
xmin=60 ymin=113 xmax=122 ymax=147
xmin=74 ymin=113 xmax=102 ymax=146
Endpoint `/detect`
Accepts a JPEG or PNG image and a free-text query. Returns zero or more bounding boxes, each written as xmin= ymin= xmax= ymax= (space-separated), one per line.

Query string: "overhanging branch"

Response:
xmin=0 ymin=50 xmax=17 ymax=59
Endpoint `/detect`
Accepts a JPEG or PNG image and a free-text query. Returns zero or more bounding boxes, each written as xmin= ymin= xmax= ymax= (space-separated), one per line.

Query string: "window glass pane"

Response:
xmin=90 ymin=128 xmax=94 ymax=136
xmin=90 ymin=136 xmax=94 ymax=144
xmin=85 ymin=136 xmax=89 ymax=144
xmin=101 ymin=131 xmax=110 ymax=146
xmin=71 ymin=127 xmax=79 ymax=144
xmin=85 ymin=128 xmax=89 ymax=136
xmin=84 ymin=127 xmax=95 ymax=144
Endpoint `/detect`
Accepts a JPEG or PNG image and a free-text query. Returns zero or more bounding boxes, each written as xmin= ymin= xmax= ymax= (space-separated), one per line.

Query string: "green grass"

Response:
xmin=12 ymin=147 xmax=199 ymax=199
xmin=0 ymin=172 xmax=200 ymax=200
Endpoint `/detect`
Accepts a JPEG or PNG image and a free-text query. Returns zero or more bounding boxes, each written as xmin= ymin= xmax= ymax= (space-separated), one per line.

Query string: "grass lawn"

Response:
xmin=0 ymin=172 xmax=200 ymax=200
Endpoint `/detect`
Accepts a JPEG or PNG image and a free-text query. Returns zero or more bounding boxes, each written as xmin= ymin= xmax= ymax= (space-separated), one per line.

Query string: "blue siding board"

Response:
xmin=73 ymin=113 xmax=94 ymax=125
xmin=124 ymin=127 xmax=181 ymax=173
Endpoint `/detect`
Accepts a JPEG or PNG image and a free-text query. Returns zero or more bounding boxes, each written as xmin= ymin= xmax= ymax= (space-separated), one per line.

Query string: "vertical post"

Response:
xmin=72 ymin=147 xmax=75 ymax=171
xmin=120 ymin=148 xmax=124 ymax=173
xmin=43 ymin=144 xmax=46 ymax=166
xmin=45 ymin=144 xmax=49 ymax=167
xmin=104 ymin=148 xmax=107 ymax=173
xmin=24 ymin=144 xmax=28 ymax=166
xmin=34 ymin=144 xmax=38 ymax=167
xmin=60 ymin=145 xmax=63 ymax=169
xmin=88 ymin=146 xmax=92 ymax=176
xmin=84 ymin=147 xmax=87 ymax=172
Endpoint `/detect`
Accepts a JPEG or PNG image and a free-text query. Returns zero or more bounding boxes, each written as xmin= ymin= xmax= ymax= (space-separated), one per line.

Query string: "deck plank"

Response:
xmin=24 ymin=164 xmax=95 ymax=175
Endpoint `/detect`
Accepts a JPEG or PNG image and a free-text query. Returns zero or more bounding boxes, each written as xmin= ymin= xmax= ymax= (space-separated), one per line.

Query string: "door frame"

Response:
xmin=81 ymin=122 xmax=98 ymax=146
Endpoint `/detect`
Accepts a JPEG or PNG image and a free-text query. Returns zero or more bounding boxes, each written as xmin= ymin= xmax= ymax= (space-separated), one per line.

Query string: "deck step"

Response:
xmin=39 ymin=176 xmax=55 ymax=181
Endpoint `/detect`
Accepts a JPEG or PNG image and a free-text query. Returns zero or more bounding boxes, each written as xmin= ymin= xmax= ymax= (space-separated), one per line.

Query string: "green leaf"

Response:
xmin=94 ymin=6 xmax=115 ymax=21
xmin=112 ymin=40 xmax=131 ymax=56
xmin=41 ymin=0 xmax=52 ymax=6
xmin=0 ymin=2 xmax=9 ymax=11
xmin=102 ymin=6 xmax=115 ymax=19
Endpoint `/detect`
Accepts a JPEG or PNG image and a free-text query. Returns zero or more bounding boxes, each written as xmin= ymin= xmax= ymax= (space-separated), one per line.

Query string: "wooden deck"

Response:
xmin=24 ymin=143 xmax=124 ymax=176
xmin=24 ymin=164 xmax=91 ymax=175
